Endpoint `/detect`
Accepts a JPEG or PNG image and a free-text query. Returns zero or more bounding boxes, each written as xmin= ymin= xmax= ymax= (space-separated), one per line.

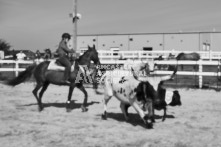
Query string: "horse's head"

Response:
xmin=88 ymin=45 xmax=100 ymax=65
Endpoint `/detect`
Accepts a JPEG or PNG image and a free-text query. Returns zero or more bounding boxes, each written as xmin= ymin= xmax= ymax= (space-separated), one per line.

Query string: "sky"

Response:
xmin=1 ymin=0 xmax=221 ymax=51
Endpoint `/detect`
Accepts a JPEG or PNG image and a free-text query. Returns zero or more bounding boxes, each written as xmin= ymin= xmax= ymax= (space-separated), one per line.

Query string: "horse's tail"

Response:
xmin=6 ymin=63 xmax=37 ymax=86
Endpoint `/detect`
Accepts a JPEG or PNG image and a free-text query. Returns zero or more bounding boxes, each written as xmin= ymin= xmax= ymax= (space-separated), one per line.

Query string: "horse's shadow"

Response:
xmin=98 ymin=112 xmax=175 ymax=128
xmin=22 ymin=100 xmax=100 ymax=111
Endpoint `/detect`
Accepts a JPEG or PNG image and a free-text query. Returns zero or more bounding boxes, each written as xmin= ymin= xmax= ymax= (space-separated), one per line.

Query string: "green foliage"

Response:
xmin=0 ymin=39 xmax=11 ymax=55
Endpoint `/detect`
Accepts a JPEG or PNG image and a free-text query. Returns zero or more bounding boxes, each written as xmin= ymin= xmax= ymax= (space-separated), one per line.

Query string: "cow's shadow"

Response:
xmin=154 ymin=114 xmax=175 ymax=119
xmin=99 ymin=112 xmax=175 ymax=128
xmin=22 ymin=100 xmax=100 ymax=111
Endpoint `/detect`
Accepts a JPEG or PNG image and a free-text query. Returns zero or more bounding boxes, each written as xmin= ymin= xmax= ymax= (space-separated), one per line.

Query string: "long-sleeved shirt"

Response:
xmin=56 ymin=40 xmax=73 ymax=57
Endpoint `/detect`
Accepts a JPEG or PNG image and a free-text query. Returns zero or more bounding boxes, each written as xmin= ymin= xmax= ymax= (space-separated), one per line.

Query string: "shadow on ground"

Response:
xmin=21 ymin=100 xmax=100 ymax=111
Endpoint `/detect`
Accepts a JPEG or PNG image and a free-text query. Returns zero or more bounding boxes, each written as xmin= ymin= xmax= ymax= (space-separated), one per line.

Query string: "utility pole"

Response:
xmin=71 ymin=0 xmax=78 ymax=57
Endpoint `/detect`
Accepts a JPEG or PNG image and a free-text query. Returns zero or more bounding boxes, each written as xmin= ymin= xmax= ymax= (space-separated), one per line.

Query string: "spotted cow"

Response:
xmin=100 ymin=65 xmax=180 ymax=128
xmin=101 ymin=69 xmax=155 ymax=128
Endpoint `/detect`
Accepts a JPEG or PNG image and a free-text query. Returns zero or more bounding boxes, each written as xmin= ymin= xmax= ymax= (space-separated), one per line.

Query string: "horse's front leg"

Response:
xmin=32 ymin=83 xmax=43 ymax=112
xmin=66 ymin=84 xmax=75 ymax=112
xmin=162 ymin=107 xmax=167 ymax=121
xmin=76 ymin=83 xmax=88 ymax=112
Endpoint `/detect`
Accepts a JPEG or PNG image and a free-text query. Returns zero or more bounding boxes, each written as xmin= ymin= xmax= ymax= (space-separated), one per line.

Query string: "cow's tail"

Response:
xmin=95 ymin=72 xmax=108 ymax=94
xmin=5 ymin=63 xmax=37 ymax=86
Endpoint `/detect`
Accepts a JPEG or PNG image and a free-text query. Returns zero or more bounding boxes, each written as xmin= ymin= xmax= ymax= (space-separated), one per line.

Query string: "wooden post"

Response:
xmin=15 ymin=61 xmax=19 ymax=77
xmin=73 ymin=0 xmax=77 ymax=54
xmin=198 ymin=60 xmax=203 ymax=88
xmin=209 ymin=49 xmax=212 ymax=61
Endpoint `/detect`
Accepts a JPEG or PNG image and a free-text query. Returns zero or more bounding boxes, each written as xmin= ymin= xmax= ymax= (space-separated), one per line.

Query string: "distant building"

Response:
xmin=76 ymin=32 xmax=221 ymax=52
xmin=0 ymin=51 xmax=4 ymax=59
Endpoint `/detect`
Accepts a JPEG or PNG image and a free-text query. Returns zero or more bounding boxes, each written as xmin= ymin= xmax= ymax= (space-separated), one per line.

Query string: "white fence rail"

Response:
xmin=154 ymin=60 xmax=221 ymax=88
xmin=0 ymin=60 xmax=34 ymax=77
xmin=97 ymin=50 xmax=221 ymax=60
xmin=1 ymin=59 xmax=221 ymax=88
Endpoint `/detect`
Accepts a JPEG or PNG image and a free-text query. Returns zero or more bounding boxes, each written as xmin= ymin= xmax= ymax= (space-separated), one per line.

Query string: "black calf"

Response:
xmin=153 ymin=84 xmax=181 ymax=121
xmin=123 ymin=83 xmax=181 ymax=122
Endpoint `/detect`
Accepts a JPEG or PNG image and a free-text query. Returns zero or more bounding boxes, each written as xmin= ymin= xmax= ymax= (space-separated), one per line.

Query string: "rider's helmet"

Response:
xmin=61 ymin=33 xmax=71 ymax=40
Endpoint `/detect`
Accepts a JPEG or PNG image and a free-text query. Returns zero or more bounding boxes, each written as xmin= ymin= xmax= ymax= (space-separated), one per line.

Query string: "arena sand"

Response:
xmin=0 ymin=83 xmax=221 ymax=147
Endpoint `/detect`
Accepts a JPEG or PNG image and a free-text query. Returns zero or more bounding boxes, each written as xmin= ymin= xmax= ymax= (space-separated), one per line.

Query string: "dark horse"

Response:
xmin=154 ymin=54 xmax=176 ymax=71
xmin=6 ymin=45 xmax=100 ymax=112
xmin=176 ymin=52 xmax=200 ymax=61
xmin=176 ymin=52 xmax=200 ymax=71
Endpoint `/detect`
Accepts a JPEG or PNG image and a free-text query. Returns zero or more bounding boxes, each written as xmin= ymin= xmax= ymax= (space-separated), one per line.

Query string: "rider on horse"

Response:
xmin=56 ymin=33 xmax=75 ymax=84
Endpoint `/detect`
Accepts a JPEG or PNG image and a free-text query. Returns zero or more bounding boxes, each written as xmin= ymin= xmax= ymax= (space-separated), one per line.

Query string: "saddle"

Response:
xmin=47 ymin=60 xmax=76 ymax=72
xmin=47 ymin=60 xmax=85 ymax=74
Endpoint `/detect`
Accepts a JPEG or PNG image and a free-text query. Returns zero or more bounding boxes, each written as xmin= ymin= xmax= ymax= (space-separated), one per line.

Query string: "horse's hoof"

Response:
xmin=82 ymin=108 xmax=88 ymax=112
xmin=66 ymin=108 xmax=72 ymax=113
xmin=162 ymin=118 xmax=165 ymax=122
xmin=81 ymin=106 xmax=88 ymax=112
xmin=124 ymin=116 xmax=129 ymax=122
xmin=38 ymin=106 xmax=43 ymax=112
xmin=146 ymin=123 xmax=153 ymax=129
xmin=101 ymin=114 xmax=107 ymax=120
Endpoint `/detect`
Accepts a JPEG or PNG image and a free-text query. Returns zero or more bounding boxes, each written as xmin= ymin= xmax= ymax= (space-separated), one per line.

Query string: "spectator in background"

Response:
xmin=16 ymin=51 xmax=26 ymax=60
xmin=44 ymin=48 xmax=52 ymax=60
xmin=12 ymin=49 xmax=17 ymax=60
xmin=35 ymin=50 xmax=41 ymax=60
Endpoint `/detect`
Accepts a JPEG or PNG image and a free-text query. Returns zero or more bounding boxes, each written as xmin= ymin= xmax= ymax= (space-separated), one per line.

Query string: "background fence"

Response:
xmin=1 ymin=50 xmax=221 ymax=89
xmin=97 ymin=50 xmax=221 ymax=61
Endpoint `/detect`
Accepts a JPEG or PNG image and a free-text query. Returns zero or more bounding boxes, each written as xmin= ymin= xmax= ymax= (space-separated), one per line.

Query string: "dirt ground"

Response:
xmin=0 ymin=83 xmax=221 ymax=147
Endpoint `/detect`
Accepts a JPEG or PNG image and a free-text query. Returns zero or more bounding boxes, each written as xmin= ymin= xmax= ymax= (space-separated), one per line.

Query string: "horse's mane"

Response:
xmin=77 ymin=49 xmax=91 ymax=62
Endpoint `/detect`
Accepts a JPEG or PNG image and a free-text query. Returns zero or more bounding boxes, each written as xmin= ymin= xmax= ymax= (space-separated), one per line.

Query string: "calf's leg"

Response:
xmin=102 ymin=79 xmax=113 ymax=120
xmin=162 ymin=107 xmax=167 ymax=121
xmin=120 ymin=103 xmax=130 ymax=121
xmin=102 ymin=95 xmax=112 ymax=120
xmin=129 ymin=99 xmax=153 ymax=129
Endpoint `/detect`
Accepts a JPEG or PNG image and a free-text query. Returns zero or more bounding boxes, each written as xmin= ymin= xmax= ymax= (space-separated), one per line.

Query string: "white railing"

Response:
xmin=0 ymin=60 xmax=34 ymax=77
xmin=154 ymin=60 xmax=221 ymax=88
xmin=1 ymin=59 xmax=221 ymax=88
xmin=97 ymin=50 xmax=221 ymax=60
